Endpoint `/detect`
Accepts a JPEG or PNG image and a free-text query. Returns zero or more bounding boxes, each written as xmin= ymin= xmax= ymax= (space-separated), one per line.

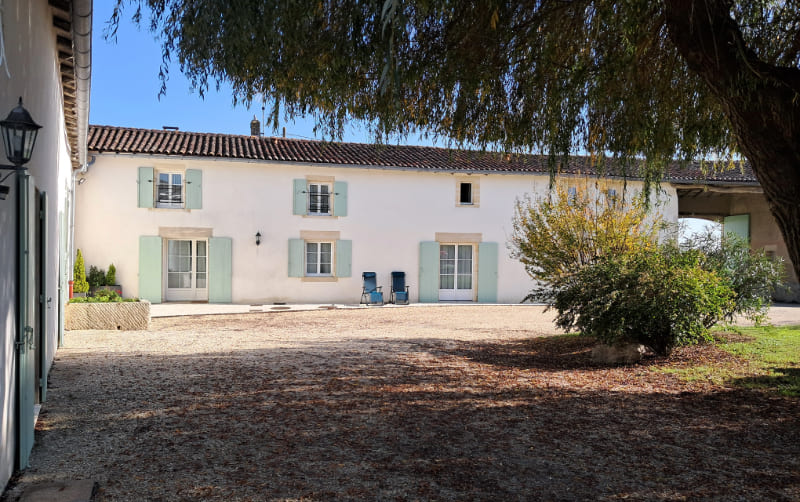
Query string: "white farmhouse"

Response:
xmin=0 ymin=0 xmax=92 ymax=488
xmin=75 ymin=125 xmax=797 ymax=305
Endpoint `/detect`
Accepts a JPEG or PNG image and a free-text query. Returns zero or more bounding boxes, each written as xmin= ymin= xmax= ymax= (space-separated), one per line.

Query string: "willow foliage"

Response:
xmin=110 ymin=2 xmax=733 ymax=163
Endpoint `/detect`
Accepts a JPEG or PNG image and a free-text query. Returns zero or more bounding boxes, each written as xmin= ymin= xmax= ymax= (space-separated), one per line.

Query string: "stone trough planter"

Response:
xmin=65 ymin=300 xmax=150 ymax=330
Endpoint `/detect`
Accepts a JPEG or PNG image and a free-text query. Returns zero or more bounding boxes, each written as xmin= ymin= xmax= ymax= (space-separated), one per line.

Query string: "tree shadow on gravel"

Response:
xmin=6 ymin=338 xmax=800 ymax=502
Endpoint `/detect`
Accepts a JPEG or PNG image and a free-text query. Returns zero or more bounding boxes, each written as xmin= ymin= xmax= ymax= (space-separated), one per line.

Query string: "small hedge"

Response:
xmin=70 ymin=289 xmax=138 ymax=303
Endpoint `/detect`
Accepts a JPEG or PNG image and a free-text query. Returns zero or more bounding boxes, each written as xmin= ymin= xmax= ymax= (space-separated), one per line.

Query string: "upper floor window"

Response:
xmin=567 ymin=186 xmax=578 ymax=206
xmin=605 ymin=188 xmax=618 ymax=207
xmin=308 ymin=183 xmax=332 ymax=215
xmin=456 ymin=177 xmax=480 ymax=207
xmin=293 ymin=178 xmax=347 ymax=217
xmin=138 ymin=167 xmax=202 ymax=210
xmin=459 ymin=183 xmax=473 ymax=204
xmin=157 ymin=172 xmax=183 ymax=208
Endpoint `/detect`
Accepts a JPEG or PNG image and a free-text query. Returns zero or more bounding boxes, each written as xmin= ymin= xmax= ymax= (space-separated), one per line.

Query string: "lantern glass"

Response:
xmin=0 ymin=98 xmax=41 ymax=167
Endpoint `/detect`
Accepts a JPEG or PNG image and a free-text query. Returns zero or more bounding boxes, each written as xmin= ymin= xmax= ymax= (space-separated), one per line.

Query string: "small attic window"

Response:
xmin=459 ymin=182 xmax=473 ymax=204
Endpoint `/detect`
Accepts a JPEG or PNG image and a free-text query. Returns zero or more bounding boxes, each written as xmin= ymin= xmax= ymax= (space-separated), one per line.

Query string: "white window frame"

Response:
xmin=156 ymin=171 xmax=185 ymax=208
xmin=305 ymin=241 xmax=334 ymax=276
xmin=307 ymin=183 xmax=332 ymax=215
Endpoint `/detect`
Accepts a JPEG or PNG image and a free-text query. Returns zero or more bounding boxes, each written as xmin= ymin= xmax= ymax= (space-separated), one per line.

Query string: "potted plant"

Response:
xmin=87 ymin=265 xmax=106 ymax=295
xmin=104 ymin=263 xmax=122 ymax=297
xmin=73 ymin=249 xmax=89 ymax=298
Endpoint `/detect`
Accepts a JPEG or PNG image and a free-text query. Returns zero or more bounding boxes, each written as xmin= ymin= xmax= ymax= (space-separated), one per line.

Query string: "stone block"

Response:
xmin=591 ymin=343 xmax=647 ymax=365
xmin=65 ymin=301 xmax=150 ymax=330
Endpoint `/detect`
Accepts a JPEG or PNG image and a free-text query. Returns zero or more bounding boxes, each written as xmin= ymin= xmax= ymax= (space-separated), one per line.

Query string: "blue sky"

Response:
xmin=89 ymin=2 xmax=400 ymax=143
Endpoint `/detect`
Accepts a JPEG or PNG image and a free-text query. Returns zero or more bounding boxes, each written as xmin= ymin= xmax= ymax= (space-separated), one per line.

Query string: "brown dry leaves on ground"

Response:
xmin=4 ymin=306 xmax=799 ymax=501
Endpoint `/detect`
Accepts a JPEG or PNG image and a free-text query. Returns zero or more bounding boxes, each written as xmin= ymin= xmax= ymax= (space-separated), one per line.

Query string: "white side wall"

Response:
xmin=0 ymin=0 xmax=75 ymax=488
xmin=75 ymin=154 xmax=678 ymax=305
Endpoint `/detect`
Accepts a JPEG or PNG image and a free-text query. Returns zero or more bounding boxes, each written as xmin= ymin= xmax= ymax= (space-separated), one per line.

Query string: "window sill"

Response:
xmin=456 ymin=203 xmax=479 ymax=208
xmin=150 ymin=206 xmax=190 ymax=211
xmin=302 ymin=214 xmax=338 ymax=219
xmin=301 ymin=276 xmax=338 ymax=282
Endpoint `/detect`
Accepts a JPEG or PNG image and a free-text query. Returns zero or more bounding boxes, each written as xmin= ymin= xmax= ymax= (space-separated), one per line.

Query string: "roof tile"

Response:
xmin=87 ymin=125 xmax=758 ymax=185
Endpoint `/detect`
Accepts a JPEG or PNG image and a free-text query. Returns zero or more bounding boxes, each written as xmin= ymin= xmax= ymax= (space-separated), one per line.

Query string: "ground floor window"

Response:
xmin=166 ymin=239 xmax=208 ymax=301
xmin=439 ymin=243 xmax=474 ymax=301
xmin=306 ymin=241 xmax=333 ymax=276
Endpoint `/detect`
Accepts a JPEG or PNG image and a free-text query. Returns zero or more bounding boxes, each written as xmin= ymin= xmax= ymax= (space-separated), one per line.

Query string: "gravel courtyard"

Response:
xmin=4 ymin=306 xmax=799 ymax=501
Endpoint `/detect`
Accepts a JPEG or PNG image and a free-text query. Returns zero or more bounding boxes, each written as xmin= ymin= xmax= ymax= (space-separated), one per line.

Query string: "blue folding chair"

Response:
xmin=391 ymin=271 xmax=409 ymax=305
xmin=361 ymin=272 xmax=384 ymax=305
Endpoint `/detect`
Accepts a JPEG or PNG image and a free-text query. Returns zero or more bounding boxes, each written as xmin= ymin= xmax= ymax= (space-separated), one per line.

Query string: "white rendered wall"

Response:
xmin=75 ymin=154 xmax=678 ymax=305
xmin=0 ymin=0 xmax=75 ymax=488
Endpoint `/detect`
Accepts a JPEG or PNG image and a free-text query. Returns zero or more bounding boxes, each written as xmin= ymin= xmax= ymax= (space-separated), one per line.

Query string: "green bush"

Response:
xmin=69 ymin=289 xmax=138 ymax=303
xmin=106 ymin=263 xmax=117 ymax=285
xmin=510 ymin=180 xmax=664 ymax=290
xmin=87 ymin=265 xmax=107 ymax=291
xmin=93 ymin=289 xmax=119 ymax=301
xmin=73 ymin=249 xmax=89 ymax=294
xmin=682 ymin=231 xmax=784 ymax=325
xmin=550 ymin=246 xmax=735 ymax=356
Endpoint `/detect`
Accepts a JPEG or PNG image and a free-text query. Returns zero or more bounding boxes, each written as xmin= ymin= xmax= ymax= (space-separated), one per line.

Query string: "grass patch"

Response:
xmin=721 ymin=325 xmax=800 ymax=366
xmin=659 ymin=365 xmax=737 ymax=386
xmin=662 ymin=325 xmax=800 ymax=396
xmin=721 ymin=325 xmax=800 ymax=396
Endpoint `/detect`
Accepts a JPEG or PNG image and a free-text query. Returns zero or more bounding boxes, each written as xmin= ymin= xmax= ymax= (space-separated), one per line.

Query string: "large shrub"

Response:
xmin=551 ymin=247 xmax=735 ymax=356
xmin=510 ymin=180 xmax=665 ymax=301
xmin=73 ymin=249 xmax=89 ymax=294
xmin=683 ymin=231 xmax=784 ymax=325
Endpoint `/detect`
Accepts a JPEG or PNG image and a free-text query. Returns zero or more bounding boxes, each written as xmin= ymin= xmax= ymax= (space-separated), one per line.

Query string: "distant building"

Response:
xmin=76 ymin=125 xmax=797 ymax=305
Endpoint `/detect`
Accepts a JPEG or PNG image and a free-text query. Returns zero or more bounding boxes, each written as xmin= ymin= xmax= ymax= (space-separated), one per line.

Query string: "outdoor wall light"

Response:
xmin=0 ymin=98 xmax=41 ymax=198
xmin=1 ymin=97 xmax=41 ymax=167
xmin=255 ymin=231 xmax=262 ymax=246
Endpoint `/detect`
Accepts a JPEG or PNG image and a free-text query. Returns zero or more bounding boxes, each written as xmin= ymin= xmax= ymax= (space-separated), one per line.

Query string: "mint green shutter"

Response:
xmin=17 ymin=172 xmax=36 ymax=468
xmin=209 ymin=237 xmax=232 ymax=303
xmin=419 ymin=241 xmax=439 ymax=303
xmin=336 ymin=239 xmax=352 ymax=277
xmin=293 ymin=179 xmax=307 ymax=215
xmin=724 ymin=214 xmax=750 ymax=244
xmin=138 ymin=167 xmax=154 ymax=208
xmin=333 ymin=181 xmax=348 ymax=217
xmin=477 ymin=242 xmax=499 ymax=303
xmin=186 ymin=169 xmax=203 ymax=209
xmin=38 ymin=192 xmax=48 ymax=402
xmin=288 ymin=238 xmax=304 ymax=277
xmin=138 ymin=236 xmax=162 ymax=303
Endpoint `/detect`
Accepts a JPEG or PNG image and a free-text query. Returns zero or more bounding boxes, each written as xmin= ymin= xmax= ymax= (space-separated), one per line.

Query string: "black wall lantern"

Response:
xmin=0 ymin=98 xmax=41 ymax=198
xmin=255 ymin=231 xmax=262 ymax=246
xmin=1 ymin=97 xmax=41 ymax=167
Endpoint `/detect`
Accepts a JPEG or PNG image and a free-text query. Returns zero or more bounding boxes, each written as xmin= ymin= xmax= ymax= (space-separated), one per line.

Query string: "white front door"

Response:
xmin=165 ymin=239 xmax=209 ymax=301
xmin=439 ymin=244 xmax=474 ymax=301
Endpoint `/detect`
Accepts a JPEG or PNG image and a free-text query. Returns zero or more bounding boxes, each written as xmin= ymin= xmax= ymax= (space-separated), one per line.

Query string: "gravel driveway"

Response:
xmin=3 ymin=305 xmax=799 ymax=501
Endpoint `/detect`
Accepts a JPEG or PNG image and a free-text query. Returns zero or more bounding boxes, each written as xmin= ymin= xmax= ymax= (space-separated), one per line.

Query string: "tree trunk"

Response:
xmin=664 ymin=0 xmax=800 ymax=283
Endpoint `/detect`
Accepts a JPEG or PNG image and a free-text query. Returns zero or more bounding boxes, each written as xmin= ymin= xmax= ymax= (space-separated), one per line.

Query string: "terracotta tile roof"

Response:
xmin=88 ymin=125 xmax=758 ymax=185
